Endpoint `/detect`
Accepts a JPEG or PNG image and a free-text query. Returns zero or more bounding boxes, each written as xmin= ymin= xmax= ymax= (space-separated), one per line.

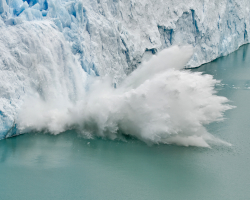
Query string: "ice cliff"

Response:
xmin=1 ymin=0 xmax=250 ymax=81
xmin=0 ymin=0 xmax=247 ymax=142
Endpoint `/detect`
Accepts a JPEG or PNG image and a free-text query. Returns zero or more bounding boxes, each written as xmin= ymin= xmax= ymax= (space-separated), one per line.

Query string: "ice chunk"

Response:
xmin=0 ymin=0 xmax=7 ymax=14
xmin=19 ymin=8 xmax=42 ymax=21
xmin=39 ymin=0 xmax=48 ymax=10
xmin=31 ymin=3 xmax=40 ymax=10
xmin=15 ymin=1 xmax=29 ymax=16
xmin=10 ymin=0 xmax=23 ymax=15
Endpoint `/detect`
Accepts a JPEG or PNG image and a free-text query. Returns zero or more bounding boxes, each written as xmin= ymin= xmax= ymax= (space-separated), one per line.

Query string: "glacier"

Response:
xmin=0 ymin=0 xmax=246 ymax=145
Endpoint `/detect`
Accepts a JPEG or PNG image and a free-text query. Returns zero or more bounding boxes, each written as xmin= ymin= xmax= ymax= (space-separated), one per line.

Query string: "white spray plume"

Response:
xmin=17 ymin=45 xmax=233 ymax=147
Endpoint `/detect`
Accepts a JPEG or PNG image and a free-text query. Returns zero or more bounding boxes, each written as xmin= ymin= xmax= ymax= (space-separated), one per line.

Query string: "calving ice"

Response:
xmin=0 ymin=0 xmax=245 ymax=146
xmin=0 ymin=44 xmax=233 ymax=147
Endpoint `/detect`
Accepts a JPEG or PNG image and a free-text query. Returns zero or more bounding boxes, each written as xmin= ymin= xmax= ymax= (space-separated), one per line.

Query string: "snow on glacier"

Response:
xmin=0 ymin=0 xmax=246 ymax=145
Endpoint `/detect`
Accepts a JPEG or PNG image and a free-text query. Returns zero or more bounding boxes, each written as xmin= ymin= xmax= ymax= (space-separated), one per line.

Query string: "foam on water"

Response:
xmin=16 ymin=45 xmax=233 ymax=147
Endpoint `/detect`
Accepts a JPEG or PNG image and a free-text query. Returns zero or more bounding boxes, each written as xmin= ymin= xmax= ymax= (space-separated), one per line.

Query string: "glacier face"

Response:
xmin=0 ymin=0 xmax=248 ymax=141
xmin=0 ymin=19 xmax=87 ymax=139
xmin=1 ymin=0 xmax=249 ymax=81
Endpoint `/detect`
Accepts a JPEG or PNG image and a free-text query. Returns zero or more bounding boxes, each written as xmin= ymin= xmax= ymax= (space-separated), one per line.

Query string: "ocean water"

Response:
xmin=1 ymin=44 xmax=250 ymax=199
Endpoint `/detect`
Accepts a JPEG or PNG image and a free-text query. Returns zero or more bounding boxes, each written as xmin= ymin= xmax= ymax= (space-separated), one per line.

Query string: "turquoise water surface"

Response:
xmin=1 ymin=44 xmax=250 ymax=200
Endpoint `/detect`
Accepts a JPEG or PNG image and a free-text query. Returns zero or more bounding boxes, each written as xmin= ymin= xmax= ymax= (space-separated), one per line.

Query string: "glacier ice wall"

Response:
xmin=0 ymin=20 xmax=87 ymax=139
xmin=1 ymin=0 xmax=250 ymax=82
xmin=0 ymin=0 xmax=246 ymax=142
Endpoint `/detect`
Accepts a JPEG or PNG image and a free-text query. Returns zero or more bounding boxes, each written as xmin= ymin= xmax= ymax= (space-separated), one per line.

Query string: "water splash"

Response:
xmin=17 ymin=46 xmax=233 ymax=147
